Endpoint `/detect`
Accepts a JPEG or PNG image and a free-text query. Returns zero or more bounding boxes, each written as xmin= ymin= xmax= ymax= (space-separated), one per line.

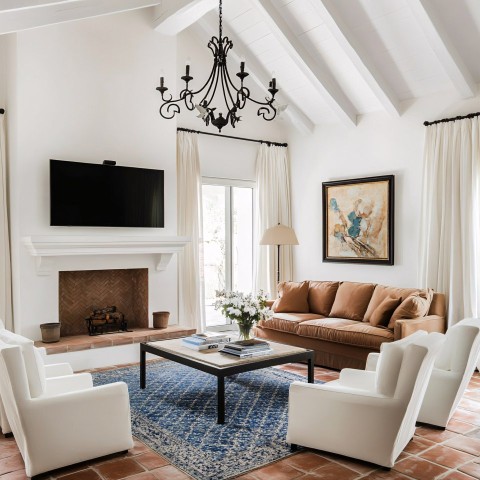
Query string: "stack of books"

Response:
xmin=182 ymin=332 xmax=232 ymax=351
xmin=221 ymin=339 xmax=273 ymax=358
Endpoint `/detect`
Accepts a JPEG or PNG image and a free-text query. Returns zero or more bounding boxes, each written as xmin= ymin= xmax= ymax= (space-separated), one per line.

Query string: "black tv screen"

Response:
xmin=50 ymin=160 xmax=164 ymax=228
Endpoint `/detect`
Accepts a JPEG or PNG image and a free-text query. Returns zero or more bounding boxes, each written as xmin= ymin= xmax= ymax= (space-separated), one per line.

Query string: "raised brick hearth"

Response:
xmin=34 ymin=326 xmax=196 ymax=354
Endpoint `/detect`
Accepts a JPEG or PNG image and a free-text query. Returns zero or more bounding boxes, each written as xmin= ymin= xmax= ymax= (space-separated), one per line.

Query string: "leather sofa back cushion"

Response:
xmin=369 ymin=296 xmax=402 ymax=327
xmin=329 ymin=282 xmax=376 ymax=321
xmin=388 ymin=289 xmax=433 ymax=329
xmin=308 ymin=281 xmax=340 ymax=316
xmin=363 ymin=285 xmax=418 ymax=323
xmin=272 ymin=281 xmax=309 ymax=313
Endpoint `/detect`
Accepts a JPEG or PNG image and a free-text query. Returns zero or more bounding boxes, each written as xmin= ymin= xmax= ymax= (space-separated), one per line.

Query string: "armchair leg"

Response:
xmin=290 ymin=444 xmax=298 ymax=452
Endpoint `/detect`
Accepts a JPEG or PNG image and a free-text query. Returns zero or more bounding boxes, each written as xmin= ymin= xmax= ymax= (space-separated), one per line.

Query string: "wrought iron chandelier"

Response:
xmin=156 ymin=0 xmax=284 ymax=132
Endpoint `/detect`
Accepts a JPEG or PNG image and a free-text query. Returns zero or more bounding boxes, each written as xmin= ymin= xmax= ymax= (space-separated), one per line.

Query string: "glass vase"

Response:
xmin=238 ymin=323 xmax=252 ymax=341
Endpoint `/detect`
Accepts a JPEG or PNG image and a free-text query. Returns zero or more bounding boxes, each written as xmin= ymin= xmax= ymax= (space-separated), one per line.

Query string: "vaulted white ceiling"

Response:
xmin=1 ymin=0 xmax=479 ymax=133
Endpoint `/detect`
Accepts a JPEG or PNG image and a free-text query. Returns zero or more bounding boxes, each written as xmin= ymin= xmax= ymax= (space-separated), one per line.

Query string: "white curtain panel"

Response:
xmin=255 ymin=144 xmax=293 ymax=299
xmin=176 ymin=131 xmax=205 ymax=332
xmin=0 ymin=114 xmax=13 ymax=330
xmin=419 ymin=117 xmax=480 ymax=325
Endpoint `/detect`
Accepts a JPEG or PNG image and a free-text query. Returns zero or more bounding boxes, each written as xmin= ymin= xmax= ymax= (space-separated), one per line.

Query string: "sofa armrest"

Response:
xmin=394 ymin=315 xmax=446 ymax=340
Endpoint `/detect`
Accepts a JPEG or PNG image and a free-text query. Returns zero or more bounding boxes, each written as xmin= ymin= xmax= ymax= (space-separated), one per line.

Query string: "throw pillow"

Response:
xmin=370 ymin=296 xmax=402 ymax=328
xmin=272 ymin=281 xmax=309 ymax=313
xmin=329 ymin=282 xmax=376 ymax=321
xmin=308 ymin=281 xmax=340 ymax=316
xmin=388 ymin=289 xmax=433 ymax=329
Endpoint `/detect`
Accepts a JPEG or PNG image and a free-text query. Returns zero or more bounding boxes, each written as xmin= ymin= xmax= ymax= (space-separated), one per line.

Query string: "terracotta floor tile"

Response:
xmin=126 ymin=440 xmax=151 ymax=457
xmin=94 ymin=458 xmax=145 ymax=480
xmin=393 ymin=457 xmax=448 ymax=480
xmin=0 ymin=455 xmax=25 ymax=476
xmin=459 ymin=462 xmax=480 ymax=479
xmin=447 ymin=419 xmax=477 ymax=434
xmin=403 ymin=436 xmax=436 ymax=454
xmin=452 ymin=409 xmax=480 ymax=427
xmin=420 ymin=444 xmax=476 ymax=468
xmin=415 ymin=427 xmax=458 ymax=443
xmin=444 ymin=436 xmax=480 ymax=456
xmin=318 ymin=452 xmax=376 ymax=474
xmin=441 ymin=471 xmax=478 ymax=480
xmin=118 ymin=473 xmax=157 ymax=480
xmin=133 ymin=453 xmax=168 ymax=470
xmin=254 ymin=458 xmax=304 ymax=480
xmin=464 ymin=391 xmax=480 ymax=402
xmin=0 ymin=471 xmax=28 ymax=480
xmin=150 ymin=465 xmax=193 ymax=479
xmin=284 ymin=452 xmax=331 ymax=471
xmin=0 ymin=443 xmax=20 ymax=460
xmin=361 ymin=471 xmax=412 ymax=480
xmin=234 ymin=473 xmax=259 ymax=480
xmin=311 ymin=462 xmax=358 ymax=480
xmin=466 ymin=428 xmax=480 ymax=440
xmin=56 ymin=468 xmax=102 ymax=480
xmin=459 ymin=398 xmax=480 ymax=412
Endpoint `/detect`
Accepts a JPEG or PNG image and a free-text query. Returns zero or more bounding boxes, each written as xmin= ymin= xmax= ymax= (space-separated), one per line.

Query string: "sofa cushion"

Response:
xmin=370 ymin=297 xmax=402 ymax=327
xmin=388 ymin=289 xmax=434 ymax=329
xmin=363 ymin=285 xmax=419 ymax=323
xmin=329 ymin=282 xmax=376 ymax=321
xmin=272 ymin=281 xmax=309 ymax=313
xmin=297 ymin=318 xmax=393 ymax=349
xmin=258 ymin=313 xmax=324 ymax=334
xmin=308 ymin=281 xmax=340 ymax=316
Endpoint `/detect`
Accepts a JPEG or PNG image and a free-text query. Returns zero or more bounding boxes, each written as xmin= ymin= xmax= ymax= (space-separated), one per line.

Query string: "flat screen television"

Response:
xmin=50 ymin=159 xmax=164 ymax=228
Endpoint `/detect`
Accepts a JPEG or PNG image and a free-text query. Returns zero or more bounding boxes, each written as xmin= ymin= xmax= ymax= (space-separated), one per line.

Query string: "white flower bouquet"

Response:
xmin=214 ymin=290 xmax=272 ymax=339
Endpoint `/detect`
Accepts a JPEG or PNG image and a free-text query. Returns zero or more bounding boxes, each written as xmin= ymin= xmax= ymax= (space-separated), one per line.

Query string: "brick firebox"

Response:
xmin=58 ymin=268 xmax=148 ymax=336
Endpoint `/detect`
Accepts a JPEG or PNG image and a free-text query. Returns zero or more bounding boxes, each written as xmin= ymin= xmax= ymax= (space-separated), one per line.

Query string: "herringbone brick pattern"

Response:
xmin=59 ymin=269 xmax=148 ymax=335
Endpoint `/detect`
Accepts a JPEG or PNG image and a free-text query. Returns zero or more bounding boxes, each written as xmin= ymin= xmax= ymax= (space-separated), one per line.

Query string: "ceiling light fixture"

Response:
xmin=156 ymin=0 xmax=285 ymax=132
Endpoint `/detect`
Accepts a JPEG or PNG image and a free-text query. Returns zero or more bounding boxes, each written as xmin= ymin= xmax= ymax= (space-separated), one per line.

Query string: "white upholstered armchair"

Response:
xmin=287 ymin=332 xmax=444 ymax=468
xmin=0 ymin=344 xmax=133 ymax=477
xmin=0 ymin=329 xmax=82 ymax=436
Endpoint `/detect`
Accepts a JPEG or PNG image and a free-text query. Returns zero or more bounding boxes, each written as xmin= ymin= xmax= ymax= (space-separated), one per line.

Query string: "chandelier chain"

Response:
xmin=219 ymin=0 xmax=223 ymax=39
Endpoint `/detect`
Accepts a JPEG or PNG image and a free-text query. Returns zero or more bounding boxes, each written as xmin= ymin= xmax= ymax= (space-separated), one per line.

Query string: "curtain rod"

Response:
xmin=424 ymin=111 xmax=480 ymax=126
xmin=0 ymin=109 xmax=4 ymax=115
xmin=177 ymin=127 xmax=287 ymax=147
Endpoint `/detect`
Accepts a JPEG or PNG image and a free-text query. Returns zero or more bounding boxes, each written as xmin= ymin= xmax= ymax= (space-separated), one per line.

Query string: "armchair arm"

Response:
xmin=338 ymin=369 xmax=376 ymax=390
xmin=366 ymin=352 xmax=380 ymax=371
xmin=45 ymin=363 xmax=74 ymax=377
xmin=394 ymin=315 xmax=446 ymax=340
xmin=44 ymin=373 xmax=93 ymax=396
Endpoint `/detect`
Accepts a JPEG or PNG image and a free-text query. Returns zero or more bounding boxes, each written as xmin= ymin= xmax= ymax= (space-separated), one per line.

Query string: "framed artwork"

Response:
xmin=322 ymin=175 xmax=394 ymax=265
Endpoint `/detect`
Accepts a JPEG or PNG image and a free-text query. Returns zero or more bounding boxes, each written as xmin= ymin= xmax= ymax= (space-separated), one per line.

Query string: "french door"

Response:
xmin=202 ymin=178 xmax=255 ymax=328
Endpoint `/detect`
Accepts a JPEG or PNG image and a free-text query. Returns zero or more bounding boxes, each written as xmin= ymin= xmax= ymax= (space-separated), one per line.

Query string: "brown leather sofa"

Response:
xmin=254 ymin=281 xmax=446 ymax=370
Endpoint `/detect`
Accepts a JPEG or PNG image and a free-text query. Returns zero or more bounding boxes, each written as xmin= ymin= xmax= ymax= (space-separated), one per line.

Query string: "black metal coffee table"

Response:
xmin=140 ymin=338 xmax=315 ymax=424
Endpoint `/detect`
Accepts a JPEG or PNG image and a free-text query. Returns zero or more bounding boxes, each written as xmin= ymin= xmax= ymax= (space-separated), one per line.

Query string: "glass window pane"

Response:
xmin=202 ymin=185 xmax=227 ymax=326
xmin=232 ymin=187 xmax=253 ymax=293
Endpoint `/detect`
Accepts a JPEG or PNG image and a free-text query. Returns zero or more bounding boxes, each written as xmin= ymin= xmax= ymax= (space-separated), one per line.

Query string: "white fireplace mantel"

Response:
xmin=22 ymin=235 xmax=190 ymax=275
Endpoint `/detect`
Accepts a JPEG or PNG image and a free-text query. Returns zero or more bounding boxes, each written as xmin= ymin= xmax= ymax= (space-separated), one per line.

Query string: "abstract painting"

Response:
xmin=322 ymin=175 xmax=394 ymax=265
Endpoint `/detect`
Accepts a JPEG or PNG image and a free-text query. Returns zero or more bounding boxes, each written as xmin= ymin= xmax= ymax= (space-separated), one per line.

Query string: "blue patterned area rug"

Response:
xmin=93 ymin=361 xmax=317 ymax=480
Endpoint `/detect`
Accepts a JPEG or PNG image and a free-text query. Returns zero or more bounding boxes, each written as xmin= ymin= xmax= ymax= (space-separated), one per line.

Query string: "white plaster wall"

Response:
xmin=5 ymin=9 xmax=180 ymax=338
xmin=288 ymin=89 xmax=480 ymax=288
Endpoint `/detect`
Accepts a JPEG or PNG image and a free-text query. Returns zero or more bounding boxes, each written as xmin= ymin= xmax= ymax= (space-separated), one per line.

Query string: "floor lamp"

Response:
xmin=260 ymin=223 xmax=299 ymax=284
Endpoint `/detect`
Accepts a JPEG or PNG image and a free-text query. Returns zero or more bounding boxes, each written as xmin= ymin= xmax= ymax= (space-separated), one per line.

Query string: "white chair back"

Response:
xmin=418 ymin=318 xmax=480 ymax=427
xmin=393 ymin=333 xmax=445 ymax=457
